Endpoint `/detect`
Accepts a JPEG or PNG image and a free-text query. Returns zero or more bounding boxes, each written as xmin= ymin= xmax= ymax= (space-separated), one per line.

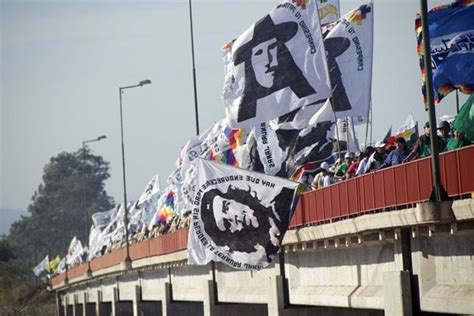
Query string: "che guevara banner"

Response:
xmin=223 ymin=0 xmax=331 ymax=129
xmin=188 ymin=159 xmax=300 ymax=270
xmin=416 ymin=0 xmax=474 ymax=105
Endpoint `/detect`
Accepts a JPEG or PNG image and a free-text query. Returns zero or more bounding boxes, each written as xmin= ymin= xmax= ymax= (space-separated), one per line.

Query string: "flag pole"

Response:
xmin=364 ymin=1 xmax=375 ymax=149
xmin=455 ymin=89 xmax=460 ymax=114
xmin=419 ymin=0 xmax=444 ymax=202
xmin=330 ymin=98 xmax=342 ymax=158
xmin=345 ymin=117 xmax=350 ymax=151
xmin=188 ymin=0 xmax=200 ymax=135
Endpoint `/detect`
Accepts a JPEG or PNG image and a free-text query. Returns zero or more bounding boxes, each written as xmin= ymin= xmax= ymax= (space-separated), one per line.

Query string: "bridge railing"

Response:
xmin=51 ymin=228 xmax=189 ymax=286
xmin=289 ymin=145 xmax=474 ymax=228
xmin=51 ymin=145 xmax=474 ymax=287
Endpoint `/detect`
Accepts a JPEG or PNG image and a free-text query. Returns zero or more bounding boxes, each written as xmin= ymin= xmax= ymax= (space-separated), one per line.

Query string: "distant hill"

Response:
xmin=0 ymin=208 xmax=29 ymax=236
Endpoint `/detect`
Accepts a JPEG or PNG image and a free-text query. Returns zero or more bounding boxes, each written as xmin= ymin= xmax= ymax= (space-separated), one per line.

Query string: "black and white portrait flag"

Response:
xmin=188 ymin=159 xmax=300 ymax=270
xmin=322 ymin=1 xmax=373 ymax=122
xmin=223 ymin=0 xmax=331 ymax=129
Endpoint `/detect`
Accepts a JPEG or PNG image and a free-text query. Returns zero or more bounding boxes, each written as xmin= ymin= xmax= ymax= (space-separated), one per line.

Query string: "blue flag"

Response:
xmin=416 ymin=0 xmax=474 ymax=106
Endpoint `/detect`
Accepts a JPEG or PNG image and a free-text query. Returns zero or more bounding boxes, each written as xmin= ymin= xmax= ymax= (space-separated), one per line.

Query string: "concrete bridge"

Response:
xmin=50 ymin=146 xmax=474 ymax=316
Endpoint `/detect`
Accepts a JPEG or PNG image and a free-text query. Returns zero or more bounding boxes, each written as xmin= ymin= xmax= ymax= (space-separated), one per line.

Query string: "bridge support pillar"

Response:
xmin=268 ymin=275 xmax=285 ymax=316
xmin=82 ymin=292 xmax=87 ymax=316
xmin=95 ymin=290 xmax=101 ymax=316
xmin=383 ymin=271 xmax=412 ymax=316
xmin=202 ymin=279 xmax=217 ymax=316
xmin=112 ymin=287 xmax=118 ymax=316
xmin=132 ymin=285 xmax=141 ymax=316
xmin=161 ymin=282 xmax=172 ymax=316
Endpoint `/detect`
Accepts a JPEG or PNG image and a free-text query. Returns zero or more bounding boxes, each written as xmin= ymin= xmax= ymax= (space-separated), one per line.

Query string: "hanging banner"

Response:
xmin=223 ymin=0 xmax=331 ymax=129
xmin=188 ymin=159 xmax=300 ymax=270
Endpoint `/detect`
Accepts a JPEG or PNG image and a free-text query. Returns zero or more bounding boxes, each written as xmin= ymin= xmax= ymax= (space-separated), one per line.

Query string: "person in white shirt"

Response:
xmin=356 ymin=146 xmax=375 ymax=176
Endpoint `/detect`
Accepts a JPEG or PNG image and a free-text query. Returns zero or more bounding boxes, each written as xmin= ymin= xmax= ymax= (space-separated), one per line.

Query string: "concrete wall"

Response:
xmin=412 ymin=232 xmax=474 ymax=314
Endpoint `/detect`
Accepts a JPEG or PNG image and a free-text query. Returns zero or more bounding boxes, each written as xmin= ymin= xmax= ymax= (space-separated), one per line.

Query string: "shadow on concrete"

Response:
xmin=138 ymin=301 xmax=162 ymax=316
xmin=168 ymin=301 xmax=203 ymax=316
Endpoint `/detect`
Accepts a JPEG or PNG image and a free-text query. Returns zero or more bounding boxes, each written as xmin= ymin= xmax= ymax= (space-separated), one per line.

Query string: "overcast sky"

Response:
xmin=1 ymin=0 xmax=467 ymax=212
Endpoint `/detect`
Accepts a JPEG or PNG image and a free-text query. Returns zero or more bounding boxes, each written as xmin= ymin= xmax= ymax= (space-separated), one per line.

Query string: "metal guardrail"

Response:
xmin=51 ymin=145 xmax=474 ymax=287
xmin=289 ymin=145 xmax=474 ymax=228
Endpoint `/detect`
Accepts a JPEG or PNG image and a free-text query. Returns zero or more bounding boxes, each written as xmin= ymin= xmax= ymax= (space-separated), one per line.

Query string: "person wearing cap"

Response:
xmin=446 ymin=128 xmax=471 ymax=151
xmin=311 ymin=161 xmax=332 ymax=189
xmin=364 ymin=141 xmax=387 ymax=173
xmin=437 ymin=120 xmax=451 ymax=146
xmin=334 ymin=152 xmax=354 ymax=180
xmin=404 ymin=121 xmax=445 ymax=162
xmin=380 ymin=137 xmax=410 ymax=168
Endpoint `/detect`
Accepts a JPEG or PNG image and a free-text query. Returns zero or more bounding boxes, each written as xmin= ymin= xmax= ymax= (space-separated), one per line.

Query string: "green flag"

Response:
xmin=453 ymin=94 xmax=474 ymax=142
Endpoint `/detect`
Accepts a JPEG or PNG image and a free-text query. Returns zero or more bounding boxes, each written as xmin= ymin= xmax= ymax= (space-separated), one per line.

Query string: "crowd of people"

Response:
xmin=308 ymin=120 xmax=471 ymax=190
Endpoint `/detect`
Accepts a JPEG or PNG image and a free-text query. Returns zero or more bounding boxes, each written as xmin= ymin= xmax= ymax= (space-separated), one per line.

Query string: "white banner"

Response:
xmin=91 ymin=208 xmax=116 ymax=228
xmin=323 ymin=1 xmax=373 ymax=120
xmin=318 ymin=0 xmax=340 ymax=26
xmin=33 ymin=255 xmax=49 ymax=276
xmin=335 ymin=118 xmax=360 ymax=153
xmin=254 ymin=122 xmax=291 ymax=176
xmin=188 ymin=159 xmax=299 ymax=270
xmin=66 ymin=236 xmax=84 ymax=266
xmin=223 ymin=0 xmax=331 ymax=129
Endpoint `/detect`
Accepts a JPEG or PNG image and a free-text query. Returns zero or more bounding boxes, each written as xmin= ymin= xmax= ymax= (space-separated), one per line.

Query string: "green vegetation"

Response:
xmin=0 ymin=148 xmax=114 ymax=314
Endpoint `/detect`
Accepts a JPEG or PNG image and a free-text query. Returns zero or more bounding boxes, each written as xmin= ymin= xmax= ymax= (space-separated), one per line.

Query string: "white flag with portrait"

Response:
xmin=188 ymin=159 xmax=300 ymax=270
xmin=223 ymin=0 xmax=331 ymax=129
xmin=323 ymin=1 xmax=373 ymax=121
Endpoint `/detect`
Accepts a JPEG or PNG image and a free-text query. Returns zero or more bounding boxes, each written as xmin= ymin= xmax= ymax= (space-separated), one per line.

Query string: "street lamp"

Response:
xmin=82 ymin=135 xmax=107 ymax=269
xmin=119 ymin=79 xmax=152 ymax=264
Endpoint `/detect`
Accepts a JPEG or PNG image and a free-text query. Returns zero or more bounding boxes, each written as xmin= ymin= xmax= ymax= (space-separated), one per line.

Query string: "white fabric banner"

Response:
xmin=88 ymin=225 xmax=105 ymax=260
xmin=223 ymin=0 xmax=331 ymax=129
xmin=136 ymin=174 xmax=160 ymax=207
xmin=66 ymin=236 xmax=84 ymax=266
xmin=254 ymin=122 xmax=290 ymax=175
xmin=57 ymin=257 xmax=66 ymax=273
xmin=323 ymin=1 xmax=373 ymax=120
xmin=33 ymin=255 xmax=49 ymax=276
xmin=335 ymin=118 xmax=360 ymax=153
xmin=91 ymin=208 xmax=116 ymax=228
xmin=188 ymin=159 xmax=299 ymax=270
xmin=318 ymin=0 xmax=341 ymax=26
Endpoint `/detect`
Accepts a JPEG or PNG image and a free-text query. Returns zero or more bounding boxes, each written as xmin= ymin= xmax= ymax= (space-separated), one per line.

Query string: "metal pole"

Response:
xmin=330 ymin=98 xmax=342 ymax=158
xmin=420 ymin=0 xmax=443 ymax=202
xmin=188 ymin=0 xmax=200 ymax=135
xmin=82 ymin=143 xmax=91 ymax=275
xmin=82 ymin=143 xmax=89 ymax=248
xmin=119 ymin=87 xmax=131 ymax=262
xmin=60 ymin=175 xmax=69 ymax=283
xmin=455 ymin=89 xmax=460 ymax=114
xmin=364 ymin=101 xmax=371 ymax=149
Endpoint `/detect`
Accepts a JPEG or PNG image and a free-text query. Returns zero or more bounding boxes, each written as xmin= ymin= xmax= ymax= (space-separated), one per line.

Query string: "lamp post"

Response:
xmin=82 ymin=135 xmax=106 ymax=273
xmin=119 ymin=79 xmax=152 ymax=263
